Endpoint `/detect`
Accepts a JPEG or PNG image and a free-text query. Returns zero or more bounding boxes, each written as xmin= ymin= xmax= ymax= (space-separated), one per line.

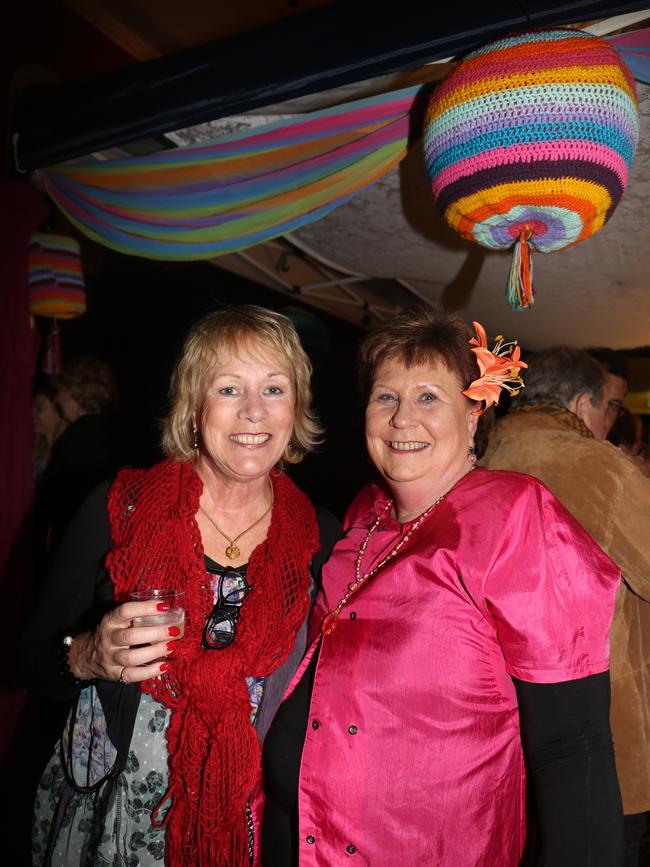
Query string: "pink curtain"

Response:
xmin=0 ymin=178 xmax=47 ymax=763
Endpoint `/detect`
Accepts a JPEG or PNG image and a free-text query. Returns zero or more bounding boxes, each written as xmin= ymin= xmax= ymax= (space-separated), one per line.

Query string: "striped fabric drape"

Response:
xmin=38 ymin=86 xmax=419 ymax=260
xmin=608 ymin=27 xmax=650 ymax=84
xmin=36 ymin=30 xmax=647 ymax=263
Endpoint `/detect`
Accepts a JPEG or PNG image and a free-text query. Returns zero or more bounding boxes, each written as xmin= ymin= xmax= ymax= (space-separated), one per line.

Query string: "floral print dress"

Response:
xmin=33 ymin=563 xmax=263 ymax=867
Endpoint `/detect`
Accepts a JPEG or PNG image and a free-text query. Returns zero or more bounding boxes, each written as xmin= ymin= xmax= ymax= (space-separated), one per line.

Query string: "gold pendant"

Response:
xmin=225 ymin=543 xmax=240 ymax=560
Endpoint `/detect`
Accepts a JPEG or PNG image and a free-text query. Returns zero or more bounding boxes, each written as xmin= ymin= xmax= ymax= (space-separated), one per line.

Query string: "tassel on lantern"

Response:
xmin=506 ymin=228 xmax=535 ymax=311
xmin=43 ymin=319 xmax=63 ymax=374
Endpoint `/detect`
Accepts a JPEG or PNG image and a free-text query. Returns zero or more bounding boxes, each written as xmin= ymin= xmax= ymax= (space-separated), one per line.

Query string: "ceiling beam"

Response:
xmin=13 ymin=0 xmax=650 ymax=172
xmin=59 ymin=0 xmax=169 ymax=61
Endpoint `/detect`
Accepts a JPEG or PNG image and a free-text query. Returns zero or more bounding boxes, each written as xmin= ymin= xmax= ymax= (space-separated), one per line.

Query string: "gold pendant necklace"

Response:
xmin=199 ymin=480 xmax=274 ymax=561
xmin=322 ymin=489 xmax=449 ymax=636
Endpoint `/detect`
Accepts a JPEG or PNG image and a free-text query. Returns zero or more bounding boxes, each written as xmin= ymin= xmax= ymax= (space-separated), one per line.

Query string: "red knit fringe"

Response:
xmin=107 ymin=459 xmax=319 ymax=866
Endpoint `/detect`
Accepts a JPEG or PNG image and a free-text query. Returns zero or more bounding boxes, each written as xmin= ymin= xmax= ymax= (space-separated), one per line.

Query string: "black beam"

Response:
xmin=13 ymin=0 xmax=649 ymax=172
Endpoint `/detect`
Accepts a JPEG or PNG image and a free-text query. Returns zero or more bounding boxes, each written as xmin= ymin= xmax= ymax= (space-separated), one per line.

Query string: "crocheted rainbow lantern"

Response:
xmin=423 ymin=28 xmax=640 ymax=310
xmin=28 ymin=232 xmax=86 ymax=373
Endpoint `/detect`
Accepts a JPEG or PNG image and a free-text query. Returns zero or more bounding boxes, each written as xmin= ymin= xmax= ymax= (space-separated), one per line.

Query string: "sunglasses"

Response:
xmin=202 ymin=567 xmax=251 ymax=650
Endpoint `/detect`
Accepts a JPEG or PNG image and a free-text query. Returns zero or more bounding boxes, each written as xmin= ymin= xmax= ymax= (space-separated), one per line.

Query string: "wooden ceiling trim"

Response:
xmin=59 ymin=0 xmax=334 ymax=61
xmin=60 ymin=0 xmax=169 ymax=61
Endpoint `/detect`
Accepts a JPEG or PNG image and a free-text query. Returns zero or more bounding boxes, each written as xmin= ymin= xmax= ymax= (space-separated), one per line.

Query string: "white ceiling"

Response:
xmin=289 ymin=80 xmax=650 ymax=350
xmin=92 ymin=11 xmax=650 ymax=351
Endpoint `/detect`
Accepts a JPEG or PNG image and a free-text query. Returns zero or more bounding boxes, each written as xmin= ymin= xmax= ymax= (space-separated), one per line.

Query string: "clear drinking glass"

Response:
xmin=129 ymin=588 xmax=185 ymax=636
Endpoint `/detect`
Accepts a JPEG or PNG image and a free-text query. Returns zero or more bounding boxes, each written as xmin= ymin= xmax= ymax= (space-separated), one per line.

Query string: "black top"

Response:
xmin=21 ymin=480 xmax=115 ymax=702
xmin=262 ymin=644 xmax=320 ymax=867
xmin=34 ymin=413 xmax=119 ymax=574
xmin=20 ymin=478 xmax=343 ymax=762
xmin=261 ymin=658 xmax=624 ymax=867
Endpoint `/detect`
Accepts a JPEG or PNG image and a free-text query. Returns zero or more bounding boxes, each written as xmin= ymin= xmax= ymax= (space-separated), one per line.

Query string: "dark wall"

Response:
xmin=39 ymin=249 xmax=374 ymax=518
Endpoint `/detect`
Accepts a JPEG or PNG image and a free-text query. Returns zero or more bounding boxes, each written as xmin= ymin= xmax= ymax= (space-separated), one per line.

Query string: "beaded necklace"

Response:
xmin=321 ymin=489 xmax=448 ymax=636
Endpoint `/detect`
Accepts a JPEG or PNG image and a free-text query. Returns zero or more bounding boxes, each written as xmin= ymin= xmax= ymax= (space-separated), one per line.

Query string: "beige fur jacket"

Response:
xmin=482 ymin=405 xmax=650 ymax=814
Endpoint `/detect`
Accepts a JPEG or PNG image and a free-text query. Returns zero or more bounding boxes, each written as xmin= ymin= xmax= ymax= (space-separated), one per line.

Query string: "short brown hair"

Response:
xmin=52 ymin=356 xmax=118 ymax=414
xmin=513 ymin=347 xmax=606 ymax=409
xmin=357 ymin=305 xmax=498 ymax=455
xmin=162 ymin=305 xmax=323 ymax=463
xmin=358 ymin=304 xmax=480 ymax=398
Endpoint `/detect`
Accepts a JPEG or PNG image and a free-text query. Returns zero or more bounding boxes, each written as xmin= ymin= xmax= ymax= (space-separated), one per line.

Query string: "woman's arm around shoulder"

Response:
xmin=311 ymin=506 xmax=344 ymax=589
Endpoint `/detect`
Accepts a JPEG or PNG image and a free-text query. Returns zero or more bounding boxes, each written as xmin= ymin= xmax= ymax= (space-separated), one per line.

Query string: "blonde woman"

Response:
xmin=22 ymin=306 xmax=338 ymax=867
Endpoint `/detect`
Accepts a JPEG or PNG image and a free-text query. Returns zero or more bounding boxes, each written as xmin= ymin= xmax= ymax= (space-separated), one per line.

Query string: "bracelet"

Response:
xmin=58 ymin=634 xmax=93 ymax=687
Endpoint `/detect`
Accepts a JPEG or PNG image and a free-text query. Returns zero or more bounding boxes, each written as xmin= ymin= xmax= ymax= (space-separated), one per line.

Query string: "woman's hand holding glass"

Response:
xmin=66 ymin=594 xmax=184 ymax=684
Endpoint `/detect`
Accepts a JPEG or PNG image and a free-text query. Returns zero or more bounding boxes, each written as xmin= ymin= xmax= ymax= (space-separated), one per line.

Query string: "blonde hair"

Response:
xmin=162 ymin=305 xmax=323 ymax=463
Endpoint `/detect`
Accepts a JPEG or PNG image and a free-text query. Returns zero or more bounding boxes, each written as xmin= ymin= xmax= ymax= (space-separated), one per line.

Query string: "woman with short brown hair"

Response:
xmin=262 ymin=305 xmax=624 ymax=867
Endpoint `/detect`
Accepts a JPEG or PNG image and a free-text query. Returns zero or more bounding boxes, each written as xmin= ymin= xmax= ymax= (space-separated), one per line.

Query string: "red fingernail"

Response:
xmin=157 ymin=602 xmax=170 ymax=612
xmin=168 ymin=626 xmax=181 ymax=637
xmin=160 ymin=662 xmax=171 ymax=671
xmin=166 ymin=641 xmax=177 ymax=654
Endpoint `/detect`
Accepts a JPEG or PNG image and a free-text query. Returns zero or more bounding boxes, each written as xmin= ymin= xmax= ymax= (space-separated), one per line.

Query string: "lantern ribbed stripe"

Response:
xmin=28 ymin=233 xmax=86 ymax=319
xmin=423 ymin=28 xmax=640 ymax=254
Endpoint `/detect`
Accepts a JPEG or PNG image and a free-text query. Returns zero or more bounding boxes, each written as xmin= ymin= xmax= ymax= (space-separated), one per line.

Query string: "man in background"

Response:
xmin=589 ymin=347 xmax=629 ymax=440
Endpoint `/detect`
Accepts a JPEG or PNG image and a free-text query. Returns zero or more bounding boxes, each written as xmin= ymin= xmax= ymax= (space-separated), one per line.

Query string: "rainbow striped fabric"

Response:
xmin=609 ymin=27 xmax=650 ymax=85
xmin=38 ymin=87 xmax=418 ymax=261
xmin=28 ymin=233 xmax=86 ymax=318
xmin=423 ymin=28 xmax=640 ymax=257
xmin=35 ymin=30 xmax=642 ymax=270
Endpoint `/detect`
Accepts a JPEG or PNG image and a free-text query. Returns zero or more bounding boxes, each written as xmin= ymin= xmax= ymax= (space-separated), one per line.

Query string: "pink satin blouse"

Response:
xmin=291 ymin=468 xmax=620 ymax=866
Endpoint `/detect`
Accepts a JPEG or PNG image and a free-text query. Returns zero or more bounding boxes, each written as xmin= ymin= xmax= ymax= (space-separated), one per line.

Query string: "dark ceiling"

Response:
xmin=10 ymin=1 xmax=650 ymax=171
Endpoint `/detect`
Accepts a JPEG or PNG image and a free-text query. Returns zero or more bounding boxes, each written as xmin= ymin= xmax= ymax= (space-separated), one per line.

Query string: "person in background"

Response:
xmin=589 ymin=347 xmax=629 ymax=439
xmin=35 ymin=355 xmax=120 ymax=568
xmin=608 ymin=406 xmax=645 ymax=462
xmin=262 ymin=308 xmax=623 ymax=867
xmin=21 ymin=306 xmax=339 ymax=867
xmin=609 ymin=407 xmax=650 ymax=470
xmin=482 ymin=346 xmax=650 ymax=867
xmin=31 ymin=376 xmax=67 ymax=479
xmin=52 ymin=354 xmax=120 ymax=427
xmin=610 ymin=406 xmax=643 ymax=455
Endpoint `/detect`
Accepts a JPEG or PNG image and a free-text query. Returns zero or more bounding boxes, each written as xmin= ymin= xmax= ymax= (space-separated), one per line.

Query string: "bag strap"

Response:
xmin=61 ymin=680 xmax=141 ymax=794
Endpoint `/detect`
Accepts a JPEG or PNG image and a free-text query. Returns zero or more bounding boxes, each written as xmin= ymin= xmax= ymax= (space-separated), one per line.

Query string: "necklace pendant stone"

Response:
xmin=225 ymin=543 xmax=240 ymax=560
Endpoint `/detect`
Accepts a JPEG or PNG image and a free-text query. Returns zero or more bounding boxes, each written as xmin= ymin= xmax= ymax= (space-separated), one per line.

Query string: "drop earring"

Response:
xmin=192 ymin=425 xmax=200 ymax=452
xmin=467 ymin=444 xmax=477 ymax=466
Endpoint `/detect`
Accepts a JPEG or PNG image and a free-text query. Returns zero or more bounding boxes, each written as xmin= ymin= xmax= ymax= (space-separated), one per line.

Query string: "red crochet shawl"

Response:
xmin=107 ymin=458 xmax=319 ymax=866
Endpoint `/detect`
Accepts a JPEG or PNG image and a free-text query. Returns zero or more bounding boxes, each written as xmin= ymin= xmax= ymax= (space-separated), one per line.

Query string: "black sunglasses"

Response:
xmin=202 ymin=567 xmax=251 ymax=650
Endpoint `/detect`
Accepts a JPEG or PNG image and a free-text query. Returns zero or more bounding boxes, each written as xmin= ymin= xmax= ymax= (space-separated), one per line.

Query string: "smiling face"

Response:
xmin=365 ymin=358 xmax=479 ymax=510
xmin=196 ymin=341 xmax=296 ymax=486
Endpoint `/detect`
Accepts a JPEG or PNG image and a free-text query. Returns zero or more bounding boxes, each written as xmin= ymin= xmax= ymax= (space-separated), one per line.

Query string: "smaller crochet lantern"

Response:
xmin=423 ymin=28 xmax=640 ymax=310
xmin=28 ymin=232 xmax=86 ymax=373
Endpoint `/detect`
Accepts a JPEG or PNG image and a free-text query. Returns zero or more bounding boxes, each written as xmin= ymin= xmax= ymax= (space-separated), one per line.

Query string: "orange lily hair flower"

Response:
xmin=462 ymin=321 xmax=527 ymax=413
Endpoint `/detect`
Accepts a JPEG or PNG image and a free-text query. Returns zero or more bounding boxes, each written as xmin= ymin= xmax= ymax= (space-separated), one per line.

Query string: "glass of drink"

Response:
xmin=129 ymin=588 xmax=185 ymax=636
